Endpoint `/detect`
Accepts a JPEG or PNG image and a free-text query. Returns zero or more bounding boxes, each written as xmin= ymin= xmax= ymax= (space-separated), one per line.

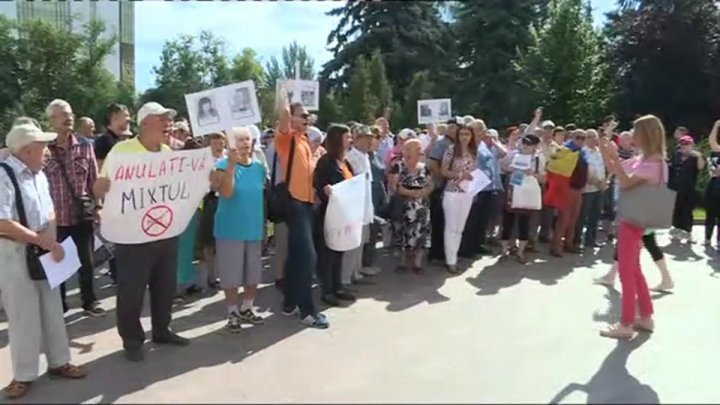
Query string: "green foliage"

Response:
xmin=0 ymin=16 xmax=136 ymax=145
xmin=367 ymin=51 xmax=393 ymax=118
xmin=345 ymin=55 xmax=379 ymax=124
xmin=513 ymin=0 xmax=610 ymax=127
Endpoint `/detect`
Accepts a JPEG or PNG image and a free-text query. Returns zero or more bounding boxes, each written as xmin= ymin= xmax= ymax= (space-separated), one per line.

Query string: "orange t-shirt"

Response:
xmin=341 ymin=161 xmax=353 ymax=180
xmin=275 ymin=128 xmax=315 ymax=203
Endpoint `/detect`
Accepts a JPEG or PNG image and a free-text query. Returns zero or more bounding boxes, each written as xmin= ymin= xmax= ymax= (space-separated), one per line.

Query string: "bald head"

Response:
xmin=77 ymin=117 xmax=95 ymax=138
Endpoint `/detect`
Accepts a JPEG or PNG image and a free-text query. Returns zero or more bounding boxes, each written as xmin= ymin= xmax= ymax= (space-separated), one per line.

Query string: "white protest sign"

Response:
xmin=417 ymin=98 xmax=452 ymax=125
xmin=324 ymin=174 xmax=368 ymax=252
xmin=41 ymin=237 xmax=80 ymax=290
xmin=459 ymin=169 xmax=491 ymax=196
xmin=276 ymin=79 xmax=320 ymax=111
xmin=185 ymin=80 xmax=261 ymax=137
xmin=100 ymin=148 xmax=215 ymax=244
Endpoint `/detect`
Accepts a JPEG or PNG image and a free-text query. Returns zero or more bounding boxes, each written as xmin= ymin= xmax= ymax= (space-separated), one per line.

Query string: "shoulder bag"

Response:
xmin=0 ymin=163 xmax=48 ymax=280
xmin=617 ymin=161 xmax=674 ymax=229
xmin=267 ymin=137 xmax=296 ymax=223
xmin=56 ymin=150 xmax=96 ymax=223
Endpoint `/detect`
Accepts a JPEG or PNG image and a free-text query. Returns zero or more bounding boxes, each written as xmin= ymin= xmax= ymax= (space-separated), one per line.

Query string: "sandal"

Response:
xmin=48 ymin=363 xmax=87 ymax=379
xmin=650 ymin=281 xmax=674 ymax=292
xmin=4 ymin=380 xmax=31 ymax=399
xmin=599 ymin=323 xmax=635 ymax=340
xmin=413 ymin=266 xmax=424 ymax=275
xmin=446 ymin=265 xmax=461 ymax=275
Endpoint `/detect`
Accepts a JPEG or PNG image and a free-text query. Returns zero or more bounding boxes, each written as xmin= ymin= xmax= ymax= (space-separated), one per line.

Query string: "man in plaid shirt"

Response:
xmin=44 ymin=99 xmax=105 ymax=316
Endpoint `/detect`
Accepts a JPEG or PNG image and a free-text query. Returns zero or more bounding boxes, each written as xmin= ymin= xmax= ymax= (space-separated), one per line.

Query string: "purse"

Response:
xmin=57 ymin=158 xmax=95 ymax=223
xmin=507 ymin=156 xmax=542 ymax=213
xmin=267 ymin=137 xmax=296 ymax=223
xmin=617 ymin=161 xmax=674 ymax=228
xmin=0 ymin=163 xmax=48 ymax=280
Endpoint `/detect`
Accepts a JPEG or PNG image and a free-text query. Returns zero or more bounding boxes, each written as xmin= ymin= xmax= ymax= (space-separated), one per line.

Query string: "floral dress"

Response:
xmin=391 ymin=161 xmax=432 ymax=250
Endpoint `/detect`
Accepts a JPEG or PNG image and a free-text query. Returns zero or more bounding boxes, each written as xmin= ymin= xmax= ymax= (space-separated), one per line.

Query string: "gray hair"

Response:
xmin=45 ymin=99 xmax=72 ymax=118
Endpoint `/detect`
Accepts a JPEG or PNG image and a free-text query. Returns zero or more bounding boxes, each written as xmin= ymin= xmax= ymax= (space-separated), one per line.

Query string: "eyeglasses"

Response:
xmin=298 ymin=113 xmax=310 ymax=119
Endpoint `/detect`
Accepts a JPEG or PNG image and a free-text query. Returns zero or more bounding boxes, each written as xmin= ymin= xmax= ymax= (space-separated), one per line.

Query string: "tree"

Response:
xmin=322 ymin=1 xmax=455 ymax=115
xmin=0 ymin=16 xmax=133 ymax=142
xmin=604 ymin=0 xmax=720 ymax=133
xmin=264 ymin=41 xmax=315 ymax=84
xmin=367 ymin=51 xmax=393 ymax=118
xmin=513 ymin=0 xmax=611 ymax=126
xmin=139 ymin=31 xmax=232 ymax=119
xmin=230 ymin=48 xmax=275 ymax=127
xmin=345 ymin=55 xmax=378 ymax=123
xmin=397 ymin=71 xmax=434 ymax=129
xmin=451 ymin=0 xmax=548 ymax=125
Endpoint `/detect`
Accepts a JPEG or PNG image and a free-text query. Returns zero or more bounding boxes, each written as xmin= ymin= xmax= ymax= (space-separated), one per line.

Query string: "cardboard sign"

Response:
xmin=276 ymin=79 xmax=320 ymax=111
xmin=417 ymin=98 xmax=452 ymax=124
xmin=185 ymin=81 xmax=262 ymax=137
xmin=100 ymin=148 xmax=215 ymax=244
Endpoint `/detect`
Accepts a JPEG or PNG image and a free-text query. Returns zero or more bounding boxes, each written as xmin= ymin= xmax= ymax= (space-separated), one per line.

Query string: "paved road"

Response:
xmin=1 ymin=227 xmax=718 ymax=403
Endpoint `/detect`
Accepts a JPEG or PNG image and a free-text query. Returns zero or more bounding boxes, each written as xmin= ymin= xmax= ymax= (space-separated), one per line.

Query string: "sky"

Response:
xmin=134 ymin=0 xmax=617 ymax=92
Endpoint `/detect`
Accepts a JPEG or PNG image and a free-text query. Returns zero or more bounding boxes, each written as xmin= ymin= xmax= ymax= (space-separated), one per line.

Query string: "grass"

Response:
xmin=694 ymin=208 xmax=706 ymax=221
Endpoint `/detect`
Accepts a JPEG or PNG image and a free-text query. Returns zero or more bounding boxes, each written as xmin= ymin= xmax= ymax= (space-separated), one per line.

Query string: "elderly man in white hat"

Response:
xmin=0 ymin=124 xmax=87 ymax=399
xmin=93 ymin=102 xmax=190 ymax=363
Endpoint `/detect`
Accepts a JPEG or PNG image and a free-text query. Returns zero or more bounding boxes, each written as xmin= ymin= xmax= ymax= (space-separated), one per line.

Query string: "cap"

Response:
xmin=541 ymin=120 xmax=556 ymax=129
xmin=5 ymin=124 xmax=57 ymax=150
xmin=486 ymin=129 xmax=499 ymax=138
xmin=352 ymin=124 xmax=373 ymax=137
xmin=522 ymin=134 xmax=541 ymax=146
xmin=307 ymin=126 xmax=324 ymax=144
xmin=678 ymin=135 xmax=694 ymax=145
xmin=397 ymin=128 xmax=417 ymax=141
xmin=137 ymin=102 xmax=177 ymax=125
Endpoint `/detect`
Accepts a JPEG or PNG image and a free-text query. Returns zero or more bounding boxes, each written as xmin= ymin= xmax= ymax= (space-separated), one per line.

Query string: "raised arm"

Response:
xmin=709 ymin=120 xmax=720 ymax=152
xmin=276 ymin=86 xmax=291 ymax=134
xmin=526 ymin=107 xmax=543 ymax=135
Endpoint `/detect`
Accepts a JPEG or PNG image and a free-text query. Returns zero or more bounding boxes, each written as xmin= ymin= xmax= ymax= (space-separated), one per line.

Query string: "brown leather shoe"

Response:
xmin=4 ymin=380 xmax=31 ymax=399
xmin=48 ymin=363 xmax=87 ymax=379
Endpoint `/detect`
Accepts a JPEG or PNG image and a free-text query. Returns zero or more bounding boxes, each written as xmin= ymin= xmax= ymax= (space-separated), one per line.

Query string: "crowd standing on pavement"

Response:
xmin=0 ymin=83 xmax=715 ymax=399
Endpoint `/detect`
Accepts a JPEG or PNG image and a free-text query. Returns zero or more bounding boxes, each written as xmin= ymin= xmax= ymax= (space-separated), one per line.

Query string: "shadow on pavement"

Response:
xmin=547 ymin=333 xmax=659 ymax=404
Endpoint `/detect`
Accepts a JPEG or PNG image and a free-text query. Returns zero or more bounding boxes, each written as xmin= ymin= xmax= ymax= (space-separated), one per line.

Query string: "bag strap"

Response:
xmin=270 ymin=147 xmax=278 ymax=185
xmin=57 ymin=157 xmax=80 ymax=200
xmin=285 ymin=136 xmax=296 ymax=185
xmin=0 ymin=163 xmax=30 ymax=228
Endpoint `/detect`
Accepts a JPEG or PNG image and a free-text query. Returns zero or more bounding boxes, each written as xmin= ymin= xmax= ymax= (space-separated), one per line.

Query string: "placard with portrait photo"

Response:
xmin=185 ymin=80 xmax=261 ymax=137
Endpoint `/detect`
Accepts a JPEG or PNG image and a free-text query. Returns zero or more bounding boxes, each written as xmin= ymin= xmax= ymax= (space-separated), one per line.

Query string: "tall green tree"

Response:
xmin=367 ymin=51 xmax=393 ymax=119
xmin=230 ymin=48 xmax=274 ymax=127
xmin=0 ymin=16 xmax=133 ymax=141
xmin=605 ymin=0 xmax=720 ymax=132
xmin=345 ymin=55 xmax=378 ymax=123
xmin=452 ymin=0 xmax=548 ymax=125
xmin=264 ymin=41 xmax=315 ymax=85
xmin=322 ymin=1 xmax=455 ymax=114
xmin=140 ymin=31 xmax=232 ymax=119
xmin=397 ymin=71 xmax=434 ymax=129
xmin=513 ymin=0 xmax=611 ymax=126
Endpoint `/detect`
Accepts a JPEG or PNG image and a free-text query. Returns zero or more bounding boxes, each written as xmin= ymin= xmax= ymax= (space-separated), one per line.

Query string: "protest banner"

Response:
xmin=324 ymin=174 xmax=368 ymax=252
xmin=276 ymin=79 xmax=320 ymax=111
xmin=417 ymin=98 xmax=452 ymax=124
xmin=100 ymin=148 xmax=215 ymax=244
xmin=185 ymin=80 xmax=261 ymax=137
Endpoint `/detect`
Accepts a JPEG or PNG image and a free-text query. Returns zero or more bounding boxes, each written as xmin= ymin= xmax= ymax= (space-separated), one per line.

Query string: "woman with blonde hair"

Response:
xmin=598 ymin=115 xmax=666 ymax=339
xmin=212 ymin=126 xmax=267 ymax=332
xmin=389 ymin=138 xmax=434 ymax=273
xmin=440 ymin=124 xmax=478 ymax=274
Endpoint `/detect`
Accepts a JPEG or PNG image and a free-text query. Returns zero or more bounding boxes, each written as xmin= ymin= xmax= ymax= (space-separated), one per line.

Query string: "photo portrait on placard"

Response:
xmin=229 ymin=87 xmax=253 ymax=119
xmin=196 ymin=96 xmax=221 ymax=127
xmin=417 ymin=98 xmax=452 ymax=125
xmin=420 ymin=104 xmax=433 ymax=118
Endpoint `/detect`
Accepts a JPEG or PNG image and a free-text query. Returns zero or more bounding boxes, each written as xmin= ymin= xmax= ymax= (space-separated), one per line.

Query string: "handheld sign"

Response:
xmin=324 ymin=174 xmax=368 ymax=252
xmin=276 ymin=79 xmax=320 ymax=111
xmin=417 ymin=98 xmax=452 ymax=125
xmin=185 ymin=80 xmax=262 ymax=137
xmin=100 ymin=148 xmax=215 ymax=244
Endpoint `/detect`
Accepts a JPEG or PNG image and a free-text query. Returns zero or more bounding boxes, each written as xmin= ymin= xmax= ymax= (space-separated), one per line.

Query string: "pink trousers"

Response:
xmin=617 ymin=220 xmax=654 ymax=325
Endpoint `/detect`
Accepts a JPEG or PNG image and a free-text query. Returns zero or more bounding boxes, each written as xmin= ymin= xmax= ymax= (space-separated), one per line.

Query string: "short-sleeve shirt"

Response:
xmin=429 ymin=136 xmax=453 ymax=189
xmin=275 ymin=129 xmax=314 ymax=203
xmin=0 ymin=155 xmax=55 ymax=232
xmin=441 ymin=145 xmax=476 ymax=193
xmin=94 ymin=129 xmax=122 ymax=161
xmin=99 ymin=137 xmax=172 ymax=177
xmin=213 ymin=159 xmax=266 ymax=241
xmin=622 ymin=157 xmax=667 ymax=185
xmin=476 ymin=142 xmax=504 ymax=192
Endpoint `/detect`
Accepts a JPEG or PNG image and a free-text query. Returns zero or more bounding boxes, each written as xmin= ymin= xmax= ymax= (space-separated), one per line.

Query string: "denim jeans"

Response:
xmin=575 ymin=191 xmax=603 ymax=247
xmin=282 ymin=199 xmax=318 ymax=318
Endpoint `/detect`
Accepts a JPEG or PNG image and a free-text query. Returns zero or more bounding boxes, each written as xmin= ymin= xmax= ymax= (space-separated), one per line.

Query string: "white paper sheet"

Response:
xmin=459 ymin=169 xmax=491 ymax=196
xmin=41 ymin=238 xmax=81 ymax=290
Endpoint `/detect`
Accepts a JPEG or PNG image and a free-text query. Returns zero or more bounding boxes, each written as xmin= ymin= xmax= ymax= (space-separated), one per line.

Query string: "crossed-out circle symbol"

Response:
xmin=141 ymin=205 xmax=174 ymax=237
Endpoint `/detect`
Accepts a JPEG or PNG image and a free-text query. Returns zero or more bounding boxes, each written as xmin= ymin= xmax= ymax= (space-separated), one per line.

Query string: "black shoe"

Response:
xmin=281 ymin=305 xmax=299 ymax=316
xmin=83 ymin=302 xmax=106 ymax=317
xmin=321 ymin=294 xmax=341 ymax=307
xmin=152 ymin=332 xmax=190 ymax=346
xmin=476 ymin=246 xmax=493 ymax=255
xmin=239 ymin=309 xmax=264 ymax=325
xmin=335 ymin=290 xmax=356 ymax=302
xmin=124 ymin=348 xmax=144 ymax=362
